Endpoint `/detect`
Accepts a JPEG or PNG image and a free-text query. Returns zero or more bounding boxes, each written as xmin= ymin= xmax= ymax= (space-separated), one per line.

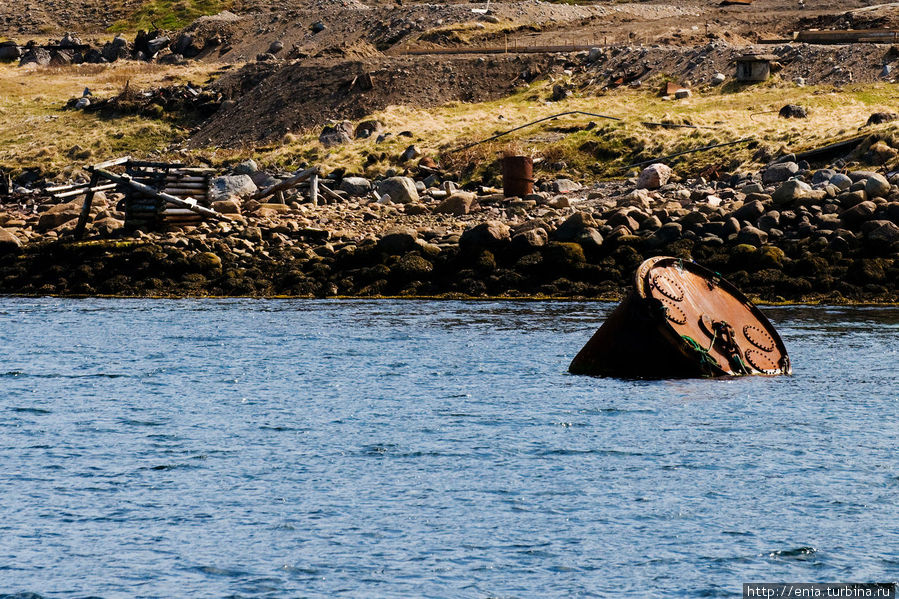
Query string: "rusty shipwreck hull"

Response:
xmin=570 ymin=257 xmax=791 ymax=378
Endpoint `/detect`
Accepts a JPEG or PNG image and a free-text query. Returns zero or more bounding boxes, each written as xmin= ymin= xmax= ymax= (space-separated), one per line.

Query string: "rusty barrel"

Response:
xmin=502 ymin=155 xmax=534 ymax=198
xmin=569 ymin=257 xmax=791 ymax=378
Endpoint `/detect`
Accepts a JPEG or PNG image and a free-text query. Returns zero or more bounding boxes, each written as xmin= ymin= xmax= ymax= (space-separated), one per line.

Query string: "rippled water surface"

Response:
xmin=1 ymin=298 xmax=897 ymax=598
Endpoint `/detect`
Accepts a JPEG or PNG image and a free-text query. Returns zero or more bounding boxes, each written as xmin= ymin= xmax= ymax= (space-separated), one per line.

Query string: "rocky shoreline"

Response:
xmin=1 ymin=158 xmax=898 ymax=303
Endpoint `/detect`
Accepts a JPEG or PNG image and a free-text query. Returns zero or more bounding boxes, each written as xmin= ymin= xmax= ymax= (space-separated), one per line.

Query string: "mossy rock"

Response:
xmin=755 ymin=246 xmax=787 ymax=268
xmin=192 ymin=252 xmax=222 ymax=273
xmin=392 ymin=253 xmax=434 ymax=281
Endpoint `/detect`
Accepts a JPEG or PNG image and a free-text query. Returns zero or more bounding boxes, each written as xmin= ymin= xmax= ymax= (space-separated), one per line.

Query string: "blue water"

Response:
xmin=0 ymin=299 xmax=897 ymax=598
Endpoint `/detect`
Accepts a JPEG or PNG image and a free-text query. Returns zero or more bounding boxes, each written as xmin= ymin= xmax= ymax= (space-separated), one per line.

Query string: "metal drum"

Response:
xmin=569 ymin=256 xmax=791 ymax=378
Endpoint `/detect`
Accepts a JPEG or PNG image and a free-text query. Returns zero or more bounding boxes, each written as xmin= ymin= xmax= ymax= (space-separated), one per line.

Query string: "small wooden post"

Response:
xmin=73 ymin=172 xmax=100 ymax=241
xmin=309 ymin=172 xmax=319 ymax=207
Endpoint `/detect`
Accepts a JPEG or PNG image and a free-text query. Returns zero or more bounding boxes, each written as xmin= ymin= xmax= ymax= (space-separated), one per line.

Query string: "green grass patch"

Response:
xmin=109 ymin=0 xmax=232 ymax=32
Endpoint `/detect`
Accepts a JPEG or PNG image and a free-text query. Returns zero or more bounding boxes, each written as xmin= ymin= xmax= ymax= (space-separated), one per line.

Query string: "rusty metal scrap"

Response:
xmin=569 ymin=256 xmax=791 ymax=378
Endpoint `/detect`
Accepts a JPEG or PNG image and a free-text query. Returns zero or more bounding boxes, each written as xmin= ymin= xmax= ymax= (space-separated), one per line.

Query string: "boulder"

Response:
xmin=511 ymin=228 xmax=548 ymax=251
xmin=553 ymin=211 xmax=596 ymax=242
xmin=377 ymin=177 xmax=419 ymax=204
xmin=19 ymin=47 xmax=51 ymax=66
xmin=636 ymin=163 xmax=672 ymax=190
xmin=864 ymin=174 xmax=891 ymax=199
xmin=866 ymin=220 xmax=899 ymax=246
xmin=736 ymin=225 xmax=768 ymax=247
xmin=0 ymin=42 xmax=21 ymax=61
xmin=0 ymin=228 xmax=22 ymax=251
xmin=830 ymin=173 xmax=852 ymax=190
xmin=378 ymin=227 xmax=419 ymax=254
xmin=209 ymin=175 xmax=257 ymax=202
xmin=92 ymin=217 xmax=123 ymax=236
xmin=212 ymin=199 xmax=241 ymax=214
xmin=733 ymin=200 xmax=766 ymax=222
xmin=37 ymin=207 xmax=80 ymax=231
xmin=434 ymin=193 xmax=478 ymax=215
xmin=268 ymin=41 xmax=284 ymax=54
xmin=460 ymin=220 xmax=511 ymax=252
xmin=319 ymin=122 xmax=353 ymax=147
xmin=354 ymin=120 xmax=383 ymax=139
xmin=762 ymin=162 xmax=799 ymax=184
xmin=646 ymin=222 xmax=682 ymax=248
xmin=778 ymin=104 xmax=808 ymax=119
xmin=866 ymin=112 xmax=899 ymax=126
xmin=552 ymin=179 xmax=581 ymax=194
xmin=772 ymin=179 xmax=811 ymax=207
xmin=339 ymin=176 xmax=372 ymax=197
xmin=400 ymin=145 xmax=421 ymax=162
xmin=232 ymin=159 xmax=258 ymax=175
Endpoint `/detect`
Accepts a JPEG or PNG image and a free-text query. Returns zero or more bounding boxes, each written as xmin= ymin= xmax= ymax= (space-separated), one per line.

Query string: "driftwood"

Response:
xmin=318 ymin=183 xmax=344 ymax=202
xmin=252 ymin=167 xmax=319 ymax=201
xmin=50 ymin=183 xmax=117 ymax=200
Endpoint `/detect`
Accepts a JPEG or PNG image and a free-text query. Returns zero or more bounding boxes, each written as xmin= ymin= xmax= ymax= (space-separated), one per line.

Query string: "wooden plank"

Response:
xmin=73 ymin=172 xmax=100 ymax=240
xmin=90 ymin=156 xmax=131 ymax=170
xmin=319 ymin=182 xmax=344 ymax=202
xmin=53 ymin=183 xmax=118 ymax=199
xmin=252 ymin=167 xmax=319 ymax=201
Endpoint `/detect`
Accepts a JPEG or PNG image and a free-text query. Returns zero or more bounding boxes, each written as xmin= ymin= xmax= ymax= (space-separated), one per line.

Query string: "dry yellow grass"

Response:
xmin=2 ymin=61 xmax=898 ymax=182
xmin=0 ymin=61 xmax=220 ymax=177
xmin=235 ymin=77 xmax=899 ymax=180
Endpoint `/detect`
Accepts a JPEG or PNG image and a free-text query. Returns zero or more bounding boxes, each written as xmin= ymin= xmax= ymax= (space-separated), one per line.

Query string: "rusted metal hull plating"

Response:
xmin=569 ymin=257 xmax=791 ymax=378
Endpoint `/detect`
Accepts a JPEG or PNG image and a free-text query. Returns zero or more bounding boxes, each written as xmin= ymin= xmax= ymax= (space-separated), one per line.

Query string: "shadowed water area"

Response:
xmin=0 ymin=299 xmax=897 ymax=598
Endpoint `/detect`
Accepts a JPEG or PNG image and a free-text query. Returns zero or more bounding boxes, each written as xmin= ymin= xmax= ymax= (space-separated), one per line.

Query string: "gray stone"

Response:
xmin=811 ymin=169 xmax=836 ymax=185
xmin=339 ymin=176 xmax=372 ymax=197
xmin=733 ymin=200 xmax=766 ymax=222
xmin=712 ymin=72 xmax=727 ymax=85
xmin=212 ymin=199 xmax=241 ymax=214
xmin=575 ymin=228 xmax=604 ymax=251
xmin=377 ymin=177 xmax=419 ymax=204
xmin=400 ymin=145 xmax=421 ymax=162
xmin=511 ymin=228 xmax=548 ymax=251
xmin=434 ymin=193 xmax=478 ymax=216
xmin=233 ymin=159 xmax=258 ymax=175
xmin=741 ymin=182 xmax=765 ymax=194
xmin=0 ymin=228 xmax=22 ymax=251
xmin=646 ymin=222 xmax=682 ymax=247
xmin=772 ymin=179 xmax=811 ymax=207
xmin=864 ymin=174 xmax=891 ymax=199
xmin=866 ymin=220 xmax=899 ymax=245
xmin=378 ymin=227 xmax=419 ymax=254
xmin=460 ymin=221 xmax=511 ymax=251
xmin=209 ymin=175 xmax=257 ymax=202
xmin=762 ymin=162 xmax=799 ymax=184
xmin=553 ymin=211 xmax=596 ymax=242
xmin=736 ymin=225 xmax=768 ymax=246
xmin=552 ymin=179 xmax=581 ymax=194
xmin=838 ymin=190 xmax=867 ymax=209
xmin=319 ymin=122 xmax=353 ymax=147
xmin=636 ymin=163 xmax=672 ymax=190
xmin=830 ymin=173 xmax=852 ymax=190
xmin=268 ymin=41 xmax=284 ymax=54
xmin=778 ymin=104 xmax=808 ymax=119
xmin=20 ymin=47 xmax=51 ymax=66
